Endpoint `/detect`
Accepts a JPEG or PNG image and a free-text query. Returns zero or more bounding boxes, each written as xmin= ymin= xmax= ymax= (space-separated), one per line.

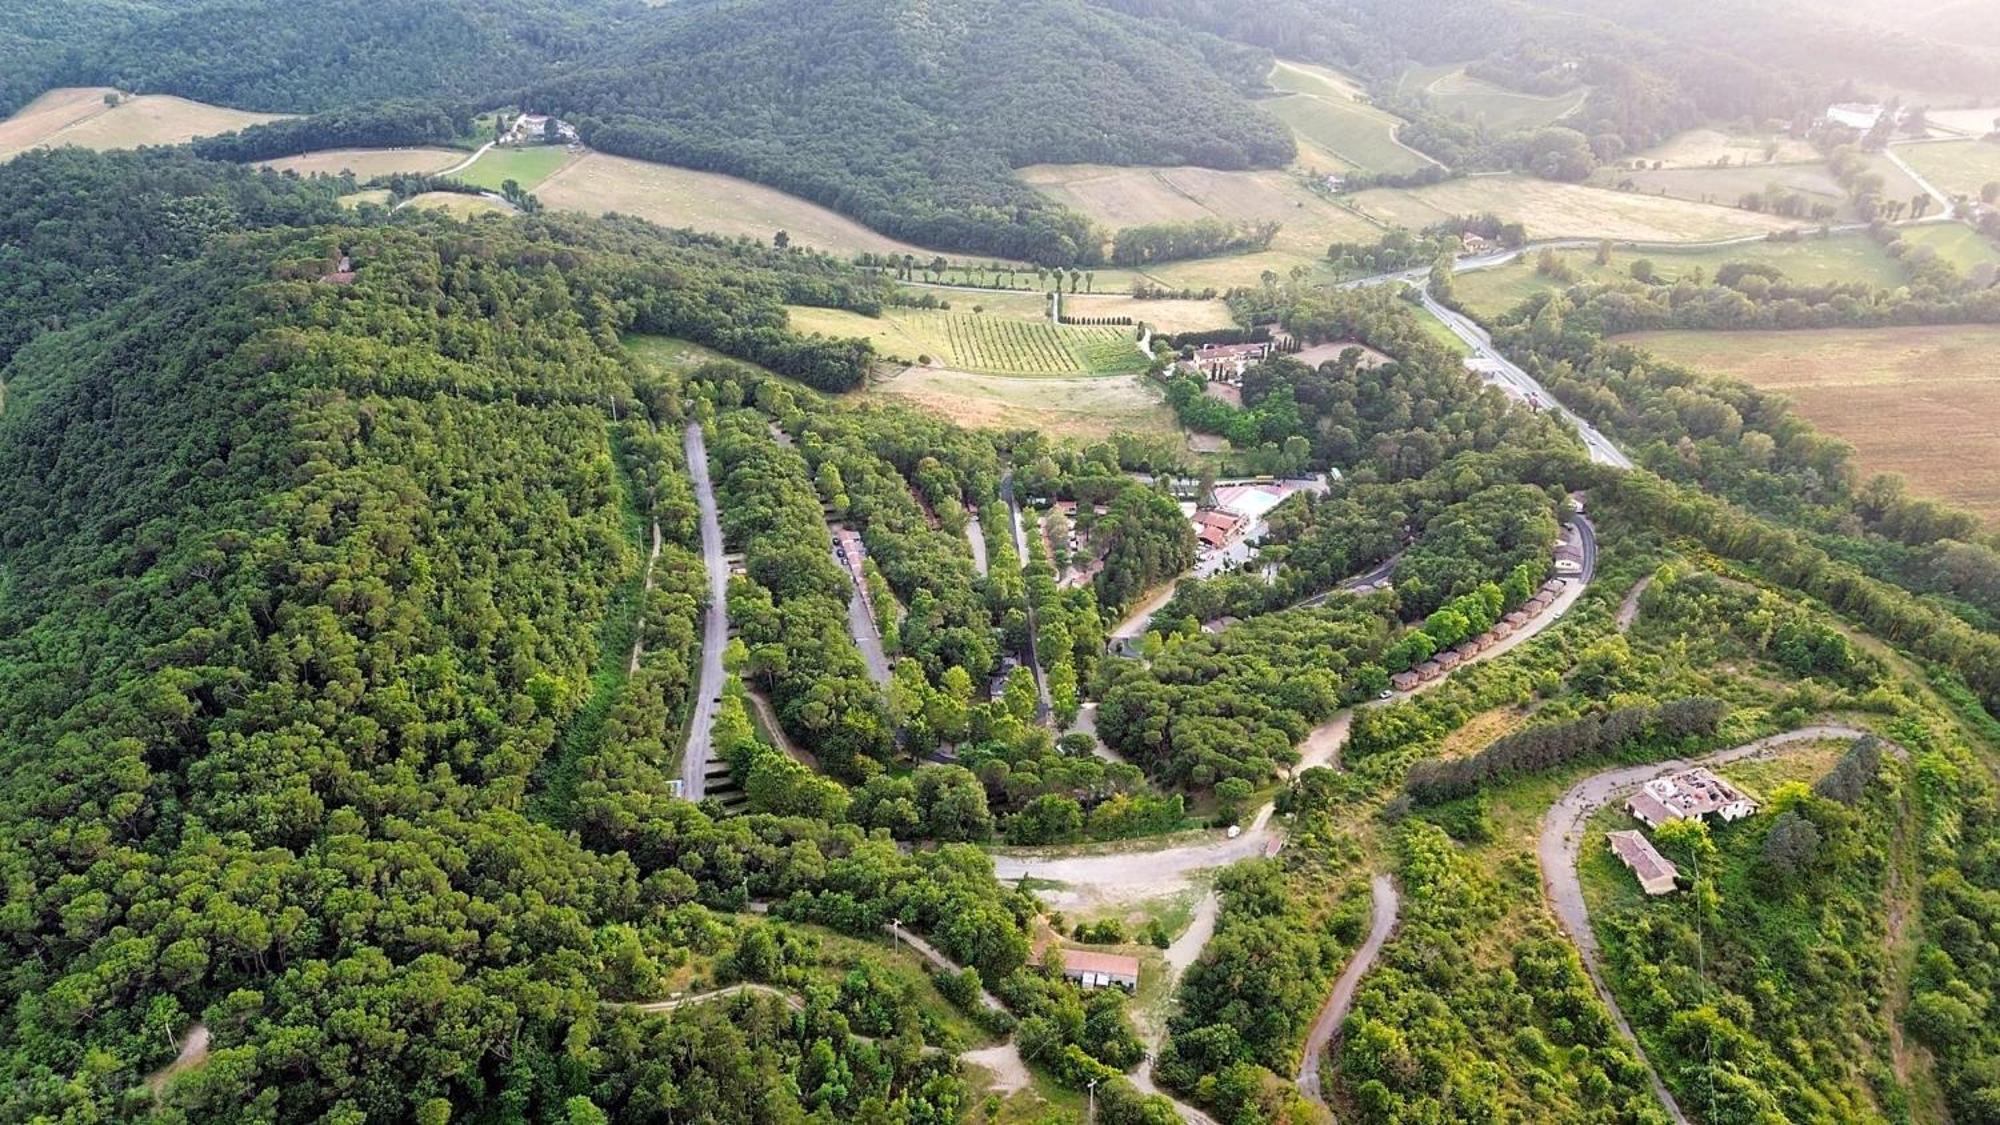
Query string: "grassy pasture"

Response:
xmin=1897 ymin=222 xmax=2000 ymax=273
xmin=1634 ymin=128 xmax=1820 ymax=169
xmin=1615 ymin=325 xmax=2000 ymax=523
xmin=1349 ymin=173 xmax=1805 ymax=242
xmin=450 ymin=144 xmax=574 ymax=192
xmin=536 ymin=151 xmax=940 ymax=257
xmin=869 ymin=367 xmax=1180 ymax=441
xmin=338 ymin=189 xmax=393 ymax=209
xmin=788 ymin=306 xmax=1146 ymax=377
xmin=1452 ymin=233 xmax=1910 ymax=319
xmin=1924 ymin=105 xmax=2000 ymax=137
xmin=1422 ymin=70 xmax=1587 ymax=132
xmin=0 ymin=87 xmax=286 ymax=158
xmin=1595 ymin=161 xmax=1851 ymax=218
xmin=1895 ymin=139 xmax=2000 ymax=201
xmin=1262 ymin=60 xmax=1436 ymax=176
xmin=261 ymin=147 xmax=465 ymax=179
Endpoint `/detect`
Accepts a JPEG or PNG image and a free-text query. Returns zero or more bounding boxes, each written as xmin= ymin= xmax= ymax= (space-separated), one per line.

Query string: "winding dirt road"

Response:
xmin=1296 ymin=874 xmax=1399 ymax=1102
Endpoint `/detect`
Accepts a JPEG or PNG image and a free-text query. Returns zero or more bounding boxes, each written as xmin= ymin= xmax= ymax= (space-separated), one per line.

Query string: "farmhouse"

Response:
xmin=1824 ymin=103 xmax=1888 ymax=131
xmin=1626 ymin=767 xmax=1757 ymax=829
xmin=1190 ymin=341 xmax=1271 ymax=380
xmin=1051 ymin=948 xmax=1140 ymax=992
xmin=504 ymin=113 xmax=578 ymax=146
xmin=1607 ymin=830 xmax=1680 ymax=895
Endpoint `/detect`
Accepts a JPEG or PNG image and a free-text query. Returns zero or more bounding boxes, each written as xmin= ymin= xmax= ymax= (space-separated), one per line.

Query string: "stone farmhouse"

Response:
xmin=1625 ymin=767 xmax=1757 ymax=830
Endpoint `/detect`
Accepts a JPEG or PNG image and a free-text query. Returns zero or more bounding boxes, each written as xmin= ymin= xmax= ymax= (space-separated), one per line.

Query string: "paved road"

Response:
xmin=1421 ymin=293 xmax=1634 ymax=469
xmin=680 ymin=423 xmax=729 ymax=801
xmin=965 ymin=512 xmax=989 ymax=576
xmin=846 ymin=579 xmax=894 ymax=686
xmin=1002 ymin=475 xmax=1054 ymax=719
xmin=1883 ymin=143 xmax=1955 ymax=215
xmin=1539 ymin=724 xmax=1893 ymax=1125
xmin=1295 ymin=553 xmax=1401 ymax=610
xmin=1296 ymin=874 xmax=1399 ymax=1102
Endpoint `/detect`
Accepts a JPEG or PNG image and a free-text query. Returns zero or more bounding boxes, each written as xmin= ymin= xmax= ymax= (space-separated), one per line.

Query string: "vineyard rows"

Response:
xmin=898 ymin=311 xmax=1143 ymax=376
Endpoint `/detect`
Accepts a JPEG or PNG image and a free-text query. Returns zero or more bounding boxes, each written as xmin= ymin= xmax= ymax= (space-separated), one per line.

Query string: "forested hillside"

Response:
xmin=518 ymin=0 xmax=1293 ymax=263
xmin=0 ymin=0 xmax=638 ymax=117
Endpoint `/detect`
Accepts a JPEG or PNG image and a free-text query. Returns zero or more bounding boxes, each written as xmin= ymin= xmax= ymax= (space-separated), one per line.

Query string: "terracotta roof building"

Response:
xmin=1607 ymin=830 xmax=1679 ymax=895
xmin=1051 ymin=948 xmax=1140 ymax=991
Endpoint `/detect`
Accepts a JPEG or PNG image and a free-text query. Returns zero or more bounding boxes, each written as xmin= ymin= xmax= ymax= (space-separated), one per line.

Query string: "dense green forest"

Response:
xmin=517 ymin=0 xmax=1292 ymax=263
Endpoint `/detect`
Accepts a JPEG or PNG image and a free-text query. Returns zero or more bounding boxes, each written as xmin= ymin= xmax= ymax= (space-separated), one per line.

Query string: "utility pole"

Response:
xmin=1087 ymin=1077 xmax=1097 ymax=1124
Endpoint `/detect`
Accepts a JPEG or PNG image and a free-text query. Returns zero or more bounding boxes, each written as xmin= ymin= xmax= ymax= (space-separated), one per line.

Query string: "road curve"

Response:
xmin=1539 ymin=724 xmax=1891 ymax=1125
xmin=680 ymin=422 xmax=729 ymax=800
xmin=1296 ymin=874 xmax=1399 ymax=1103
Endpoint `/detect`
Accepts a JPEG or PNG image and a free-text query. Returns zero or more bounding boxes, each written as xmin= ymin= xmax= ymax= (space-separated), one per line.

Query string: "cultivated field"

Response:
xmin=1016 ymin=163 xmax=1381 ymax=271
xmin=1062 ymin=295 xmax=1236 ymax=333
xmin=537 ymin=151 xmax=940 ymax=257
xmin=1615 ymin=325 xmax=2000 ymax=523
xmin=1265 ymin=60 xmax=1436 ymax=175
xmin=789 ymin=306 xmax=1146 ymax=377
xmin=261 ymin=147 xmax=466 ymax=179
xmin=1898 ymin=222 xmax=2000 ymax=273
xmin=405 ymin=192 xmax=514 ymax=218
xmin=1452 ymin=233 xmax=1910 ymax=318
xmin=1634 ymin=128 xmax=1820 ymax=169
xmin=0 ymin=87 xmax=286 ymax=159
xmin=1596 ymin=161 xmax=1851 ymax=218
xmin=1421 ymin=70 xmax=1586 ymax=132
xmin=1348 ymin=173 xmax=1805 ymax=242
xmin=869 ymin=367 xmax=1181 ymax=441
xmin=1895 ymin=139 xmax=2000 ymax=200
xmin=451 ymin=144 xmax=575 ymax=192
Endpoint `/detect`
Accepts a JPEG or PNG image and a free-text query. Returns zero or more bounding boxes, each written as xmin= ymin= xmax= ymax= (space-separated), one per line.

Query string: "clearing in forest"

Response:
xmin=0 ymin=87 xmax=287 ymax=159
xmin=260 ymin=147 xmax=466 ymax=179
xmin=536 ymin=151 xmax=941 ymax=257
xmin=1421 ymin=69 xmax=1587 ymax=133
xmin=404 ymin=192 xmax=514 ymax=218
xmin=1349 ymin=173 xmax=1806 ymax=242
xmin=789 ymin=306 xmax=1146 ymax=377
xmin=1615 ymin=325 xmax=2000 ymax=523
xmin=869 ymin=367 xmax=1180 ymax=441
xmin=1451 ymin=233 xmax=1911 ymax=318
xmin=1265 ymin=59 xmax=1437 ymax=175
xmin=1015 ymin=162 xmax=1381 ymax=276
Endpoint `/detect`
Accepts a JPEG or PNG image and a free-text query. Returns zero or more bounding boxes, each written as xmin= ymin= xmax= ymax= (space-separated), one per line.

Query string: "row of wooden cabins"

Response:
xmin=1388 ymin=578 xmax=1568 ymax=693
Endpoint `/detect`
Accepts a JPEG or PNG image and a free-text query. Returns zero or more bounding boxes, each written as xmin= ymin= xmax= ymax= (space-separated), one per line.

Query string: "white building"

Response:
xmin=1626 ymin=767 xmax=1757 ymax=829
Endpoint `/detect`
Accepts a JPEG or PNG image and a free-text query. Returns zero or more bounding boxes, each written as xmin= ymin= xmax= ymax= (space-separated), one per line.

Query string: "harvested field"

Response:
xmin=870 ymin=367 xmax=1180 ymax=441
xmin=1062 ymin=295 xmax=1235 ymax=333
xmin=537 ymin=151 xmax=939 ymax=257
xmin=1453 ymin=233 xmax=1909 ymax=318
xmin=1349 ymin=174 xmax=1803 ymax=242
xmin=261 ymin=147 xmax=465 ymax=178
xmin=788 ymin=306 xmax=1146 ymax=377
xmin=1615 ymin=325 xmax=2000 ymax=523
xmin=0 ymin=88 xmax=117 ymax=158
xmin=1925 ymin=105 xmax=2000 ymax=137
xmin=0 ymin=88 xmax=287 ymax=158
xmin=1634 ymin=128 xmax=1820 ymax=169
xmin=1895 ymin=139 xmax=2000 ymax=201
xmin=1421 ymin=70 xmax=1586 ymax=133
xmin=1016 ymin=163 xmax=1380 ymax=271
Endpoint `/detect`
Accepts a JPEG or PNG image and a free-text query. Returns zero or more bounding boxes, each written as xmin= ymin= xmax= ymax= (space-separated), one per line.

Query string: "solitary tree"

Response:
xmin=773 ymin=229 xmax=790 ymax=249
